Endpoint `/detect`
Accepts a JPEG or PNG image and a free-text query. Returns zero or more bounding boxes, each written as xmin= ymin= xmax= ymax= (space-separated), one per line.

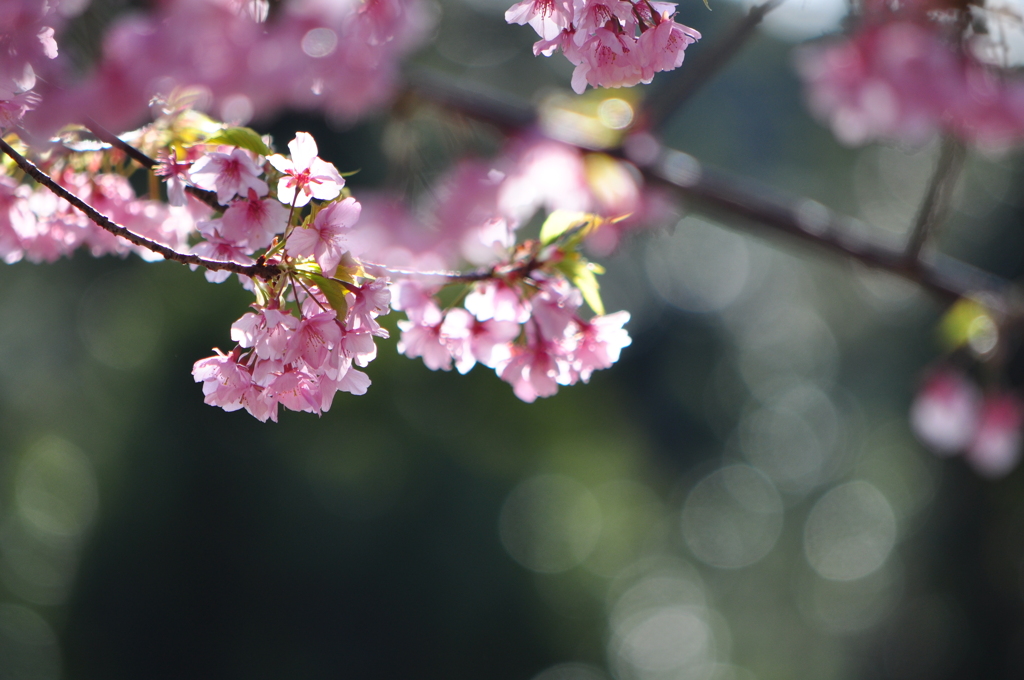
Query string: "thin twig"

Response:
xmin=643 ymin=0 xmax=784 ymax=131
xmin=904 ymin=136 xmax=966 ymax=263
xmin=405 ymin=71 xmax=1010 ymax=302
xmin=83 ymin=118 xmax=226 ymax=212
xmin=85 ymin=118 xmax=157 ymax=168
xmin=0 ymin=137 xmax=280 ymax=280
xmin=647 ymin=147 xmax=1005 ymax=303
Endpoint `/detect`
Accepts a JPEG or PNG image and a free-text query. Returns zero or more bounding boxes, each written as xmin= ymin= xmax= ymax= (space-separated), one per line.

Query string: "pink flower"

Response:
xmin=191 ymin=220 xmax=255 ymax=283
xmin=284 ymin=311 xmax=343 ymax=369
xmin=910 ymin=368 xmax=981 ymax=455
xmin=505 ymin=0 xmax=574 ymax=40
xmin=498 ymin=337 xmax=567 ymax=402
xmin=967 ymin=393 xmax=1023 ymax=478
xmin=189 ymin=148 xmax=268 ymax=205
xmin=0 ymin=90 xmax=38 ymax=130
xmin=346 ymin=276 xmax=391 ymax=336
xmin=573 ymin=311 xmax=631 ymax=382
xmin=390 ymin=280 xmax=439 ymax=324
xmin=441 ymin=307 xmax=520 ymax=374
xmin=336 ymin=365 xmax=372 ymax=396
xmin=396 ymin=298 xmax=452 ymax=370
xmin=221 ymin=188 xmax=289 ymax=250
xmin=268 ymin=132 xmax=345 ymax=207
xmin=231 ymin=307 xmax=298 ymax=361
xmin=154 ymin=152 xmax=193 ymax=207
xmin=465 ymin=279 xmax=531 ymax=323
xmin=287 ymin=196 xmax=361 ymax=275
xmin=571 ymin=29 xmax=644 ymax=95
xmin=192 ymin=350 xmax=251 ymax=411
xmin=530 ymin=277 xmax=582 ymax=342
xmin=572 ymin=0 xmax=636 ymax=45
xmin=267 ymin=368 xmax=323 ymax=415
xmin=637 ymin=15 xmax=700 ymax=82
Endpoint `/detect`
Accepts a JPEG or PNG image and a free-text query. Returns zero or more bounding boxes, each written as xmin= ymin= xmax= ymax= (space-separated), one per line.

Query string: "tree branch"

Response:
xmin=646 ymin=147 xmax=1007 ymax=303
xmin=82 ymin=118 xmax=227 ymax=212
xmin=904 ymin=136 xmax=966 ymax=263
xmin=403 ymin=70 xmax=1012 ymax=304
xmin=0 ymin=137 xmax=280 ymax=281
xmin=85 ymin=118 xmax=158 ymax=169
xmin=643 ymin=0 xmax=784 ymax=131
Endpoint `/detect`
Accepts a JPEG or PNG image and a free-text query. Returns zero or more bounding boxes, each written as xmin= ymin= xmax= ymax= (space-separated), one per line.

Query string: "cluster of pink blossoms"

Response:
xmin=394 ymin=275 xmax=631 ymax=402
xmin=173 ymin=131 xmax=399 ymax=421
xmin=911 ymin=367 xmax=1023 ymax=478
xmin=344 ymin=137 xmax=660 ymax=402
xmin=0 ymin=0 xmax=432 ymax=138
xmin=0 ymin=168 xmax=199 ymax=265
xmin=505 ymin=0 xmax=700 ymax=93
xmin=0 ymin=1 xmax=62 ymax=130
xmin=194 ymin=276 xmax=389 ymax=421
xmin=796 ymin=0 xmax=1024 ymax=148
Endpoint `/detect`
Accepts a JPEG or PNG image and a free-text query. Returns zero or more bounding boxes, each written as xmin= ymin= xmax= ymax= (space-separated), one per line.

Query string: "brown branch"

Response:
xmin=646 ymin=147 xmax=1006 ymax=303
xmin=83 ymin=118 xmax=226 ymax=212
xmin=643 ymin=0 xmax=784 ymax=131
xmin=904 ymin=136 xmax=966 ymax=263
xmin=85 ymin=118 xmax=157 ymax=169
xmin=403 ymin=71 xmax=1012 ymax=304
xmin=0 ymin=137 xmax=280 ymax=281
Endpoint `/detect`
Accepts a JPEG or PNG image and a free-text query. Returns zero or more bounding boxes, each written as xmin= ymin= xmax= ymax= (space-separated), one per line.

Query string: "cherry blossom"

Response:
xmin=967 ymin=393 xmax=1023 ymax=478
xmin=911 ymin=368 xmax=981 ymax=455
xmin=505 ymin=0 xmax=574 ymax=41
xmin=154 ymin=153 xmax=193 ymax=207
xmin=189 ymin=148 xmax=268 ymax=205
xmin=574 ymin=311 xmax=631 ymax=382
xmin=268 ymin=132 xmax=345 ymax=208
xmin=507 ymin=0 xmax=700 ymax=93
xmin=287 ymin=196 xmax=361 ymax=274
xmin=221 ymin=188 xmax=290 ymax=250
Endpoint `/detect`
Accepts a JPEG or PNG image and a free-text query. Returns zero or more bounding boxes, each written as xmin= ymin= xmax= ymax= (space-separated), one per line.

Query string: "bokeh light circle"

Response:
xmin=804 ymin=481 xmax=897 ymax=581
xmin=499 ymin=475 xmax=602 ymax=573
xmin=681 ymin=465 xmax=783 ymax=569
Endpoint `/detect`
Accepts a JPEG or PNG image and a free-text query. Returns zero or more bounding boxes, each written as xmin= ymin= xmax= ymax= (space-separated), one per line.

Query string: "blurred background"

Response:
xmin=4 ymin=0 xmax=1024 ymax=678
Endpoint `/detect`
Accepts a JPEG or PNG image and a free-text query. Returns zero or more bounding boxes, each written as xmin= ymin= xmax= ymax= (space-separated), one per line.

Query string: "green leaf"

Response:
xmin=205 ymin=127 xmax=273 ymax=157
xmin=572 ymin=262 xmax=605 ymax=316
xmin=540 ymin=210 xmax=590 ymax=245
xmin=557 ymin=254 xmax=605 ymax=316
xmin=308 ymin=273 xmax=349 ymax=319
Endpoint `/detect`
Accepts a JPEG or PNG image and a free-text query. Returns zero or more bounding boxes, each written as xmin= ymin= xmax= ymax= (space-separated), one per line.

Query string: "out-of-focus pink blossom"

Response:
xmin=497 ymin=332 xmax=570 ymax=402
xmin=797 ymin=21 xmax=1024 ymax=148
xmin=465 ymin=279 xmax=531 ymax=324
xmin=967 ymin=393 xmax=1023 ymax=478
xmin=397 ymin=302 xmax=452 ymax=371
xmin=910 ymin=368 xmax=982 ymax=455
xmin=189 ymin=148 xmax=268 ymax=205
xmin=154 ymin=152 xmax=193 ymax=207
xmin=574 ymin=311 xmax=631 ymax=382
xmin=26 ymin=0 xmax=433 ymax=136
xmin=441 ymin=307 xmax=520 ymax=374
